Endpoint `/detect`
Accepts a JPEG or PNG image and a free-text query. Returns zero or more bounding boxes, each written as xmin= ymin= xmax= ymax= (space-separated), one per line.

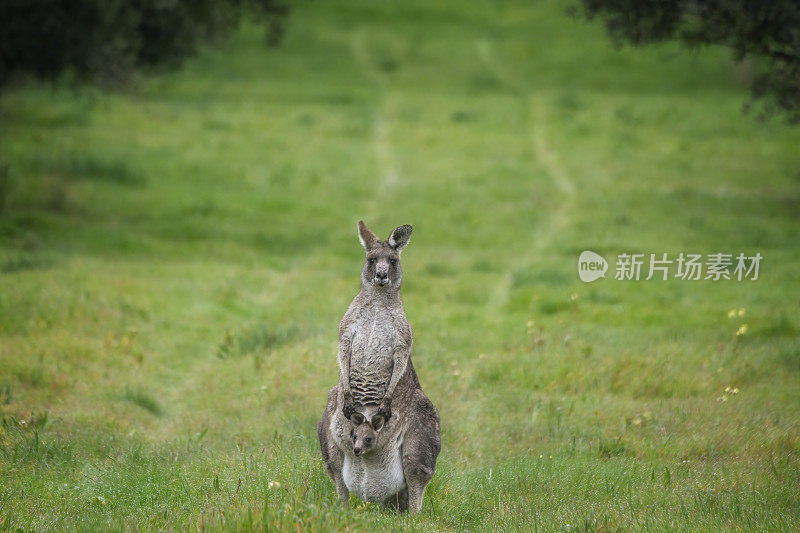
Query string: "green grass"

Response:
xmin=1 ymin=0 xmax=799 ymax=530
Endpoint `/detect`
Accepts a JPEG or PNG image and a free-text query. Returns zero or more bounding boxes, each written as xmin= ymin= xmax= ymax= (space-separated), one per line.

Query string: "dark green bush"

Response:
xmin=574 ymin=0 xmax=800 ymax=123
xmin=0 ymin=0 xmax=288 ymax=86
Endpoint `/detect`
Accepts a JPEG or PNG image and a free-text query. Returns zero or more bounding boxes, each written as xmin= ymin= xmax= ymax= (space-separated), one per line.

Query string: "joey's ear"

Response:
xmin=350 ymin=412 xmax=365 ymax=425
xmin=357 ymin=220 xmax=379 ymax=251
xmin=371 ymin=415 xmax=385 ymax=432
xmin=387 ymin=224 xmax=412 ymax=251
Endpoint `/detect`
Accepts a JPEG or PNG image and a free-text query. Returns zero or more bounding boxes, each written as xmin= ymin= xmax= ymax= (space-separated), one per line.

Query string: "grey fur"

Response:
xmin=318 ymin=221 xmax=441 ymax=513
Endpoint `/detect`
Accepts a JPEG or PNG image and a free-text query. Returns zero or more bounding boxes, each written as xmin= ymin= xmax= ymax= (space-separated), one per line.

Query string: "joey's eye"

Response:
xmin=365 ymin=437 xmax=372 ymax=444
xmin=369 ymin=258 xmax=375 ymax=264
xmin=390 ymin=259 xmax=396 ymax=265
xmin=350 ymin=430 xmax=354 ymax=438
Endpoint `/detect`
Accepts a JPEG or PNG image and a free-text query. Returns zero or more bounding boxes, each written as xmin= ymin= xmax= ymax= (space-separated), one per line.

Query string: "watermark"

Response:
xmin=577 ymin=250 xmax=608 ymax=282
xmin=578 ymin=251 xmax=761 ymax=283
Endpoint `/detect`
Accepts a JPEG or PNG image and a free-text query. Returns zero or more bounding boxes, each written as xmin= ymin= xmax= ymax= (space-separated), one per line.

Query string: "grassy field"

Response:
xmin=2 ymin=0 xmax=800 ymax=530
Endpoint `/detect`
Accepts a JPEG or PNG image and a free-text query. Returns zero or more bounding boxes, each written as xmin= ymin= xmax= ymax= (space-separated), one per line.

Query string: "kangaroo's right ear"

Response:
xmin=357 ymin=220 xmax=379 ymax=251
xmin=388 ymin=224 xmax=412 ymax=251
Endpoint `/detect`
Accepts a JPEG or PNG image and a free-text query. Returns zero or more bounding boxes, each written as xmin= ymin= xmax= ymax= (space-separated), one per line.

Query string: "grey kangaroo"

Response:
xmin=318 ymin=221 xmax=441 ymax=513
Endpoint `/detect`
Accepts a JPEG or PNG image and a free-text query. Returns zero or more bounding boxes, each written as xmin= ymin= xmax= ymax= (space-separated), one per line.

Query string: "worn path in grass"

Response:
xmin=1 ymin=0 xmax=800 ymax=530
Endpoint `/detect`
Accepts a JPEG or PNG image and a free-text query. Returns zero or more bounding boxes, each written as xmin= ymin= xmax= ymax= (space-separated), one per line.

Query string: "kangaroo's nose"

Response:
xmin=376 ymin=272 xmax=388 ymax=280
xmin=353 ymin=447 xmax=362 ymax=455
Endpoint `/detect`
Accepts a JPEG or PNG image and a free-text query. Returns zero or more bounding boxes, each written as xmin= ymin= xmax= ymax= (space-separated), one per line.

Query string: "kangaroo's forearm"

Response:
xmin=337 ymin=341 xmax=353 ymax=394
xmin=383 ymin=345 xmax=409 ymax=401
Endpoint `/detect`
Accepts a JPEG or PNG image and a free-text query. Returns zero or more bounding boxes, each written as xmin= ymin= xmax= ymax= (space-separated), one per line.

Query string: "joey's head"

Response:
xmin=348 ymin=409 xmax=386 ymax=456
xmin=357 ymin=220 xmax=412 ymax=290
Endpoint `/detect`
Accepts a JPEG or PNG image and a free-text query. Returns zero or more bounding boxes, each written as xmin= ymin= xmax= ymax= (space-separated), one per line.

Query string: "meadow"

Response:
xmin=1 ymin=0 xmax=799 ymax=530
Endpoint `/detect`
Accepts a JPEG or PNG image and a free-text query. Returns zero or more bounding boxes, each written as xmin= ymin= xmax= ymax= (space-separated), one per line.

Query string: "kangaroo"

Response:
xmin=318 ymin=221 xmax=441 ymax=513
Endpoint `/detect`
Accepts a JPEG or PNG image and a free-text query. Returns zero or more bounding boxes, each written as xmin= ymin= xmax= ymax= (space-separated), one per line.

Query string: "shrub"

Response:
xmin=0 ymin=0 xmax=288 ymax=87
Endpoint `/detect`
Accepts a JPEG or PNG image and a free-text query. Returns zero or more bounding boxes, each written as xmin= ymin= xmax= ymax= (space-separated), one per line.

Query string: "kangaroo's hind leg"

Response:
xmin=318 ymin=387 xmax=350 ymax=506
xmin=332 ymin=469 xmax=349 ymax=506
xmin=320 ymin=429 xmax=349 ymax=506
xmin=322 ymin=443 xmax=348 ymax=507
xmin=401 ymin=390 xmax=441 ymax=513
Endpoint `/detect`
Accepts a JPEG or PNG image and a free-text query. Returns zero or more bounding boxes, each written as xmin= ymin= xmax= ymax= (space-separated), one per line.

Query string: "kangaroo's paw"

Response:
xmin=342 ymin=400 xmax=356 ymax=419
xmin=377 ymin=401 xmax=392 ymax=423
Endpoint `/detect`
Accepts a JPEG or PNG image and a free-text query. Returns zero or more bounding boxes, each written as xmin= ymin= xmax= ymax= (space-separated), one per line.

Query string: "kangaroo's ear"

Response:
xmin=350 ymin=412 xmax=365 ymax=426
xmin=388 ymin=224 xmax=412 ymax=251
xmin=357 ymin=220 xmax=379 ymax=251
xmin=371 ymin=415 xmax=385 ymax=432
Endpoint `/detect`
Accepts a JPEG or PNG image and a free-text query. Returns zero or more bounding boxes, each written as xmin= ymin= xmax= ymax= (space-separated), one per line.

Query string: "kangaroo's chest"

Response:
xmin=342 ymin=438 xmax=406 ymax=503
xmin=346 ymin=309 xmax=403 ymax=403
xmin=350 ymin=311 xmax=398 ymax=354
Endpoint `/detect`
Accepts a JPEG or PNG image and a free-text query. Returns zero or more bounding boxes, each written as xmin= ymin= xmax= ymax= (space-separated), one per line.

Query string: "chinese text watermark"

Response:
xmin=578 ymin=251 xmax=761 ymax=283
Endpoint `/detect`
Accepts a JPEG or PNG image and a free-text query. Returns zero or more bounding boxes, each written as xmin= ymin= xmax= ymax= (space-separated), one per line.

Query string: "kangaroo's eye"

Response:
xmin=365 ymin=437 xmax=372 ymax=444
xmin=390 ymin=259 xmax=396 ymax=265
xmin=369 ymin=258 xmax=375 ymax=264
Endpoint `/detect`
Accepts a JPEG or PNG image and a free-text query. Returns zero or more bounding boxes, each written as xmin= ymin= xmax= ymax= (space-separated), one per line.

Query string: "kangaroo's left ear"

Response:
xmin=388 ymin=225 xmax=412 ymax=251
xmin=358 ymin=220 xmax=379 ymax=251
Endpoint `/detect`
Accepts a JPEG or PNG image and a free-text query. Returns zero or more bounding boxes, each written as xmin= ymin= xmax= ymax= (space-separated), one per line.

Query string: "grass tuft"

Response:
xmin=121 ymin=389 xmax=164 ymax=417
